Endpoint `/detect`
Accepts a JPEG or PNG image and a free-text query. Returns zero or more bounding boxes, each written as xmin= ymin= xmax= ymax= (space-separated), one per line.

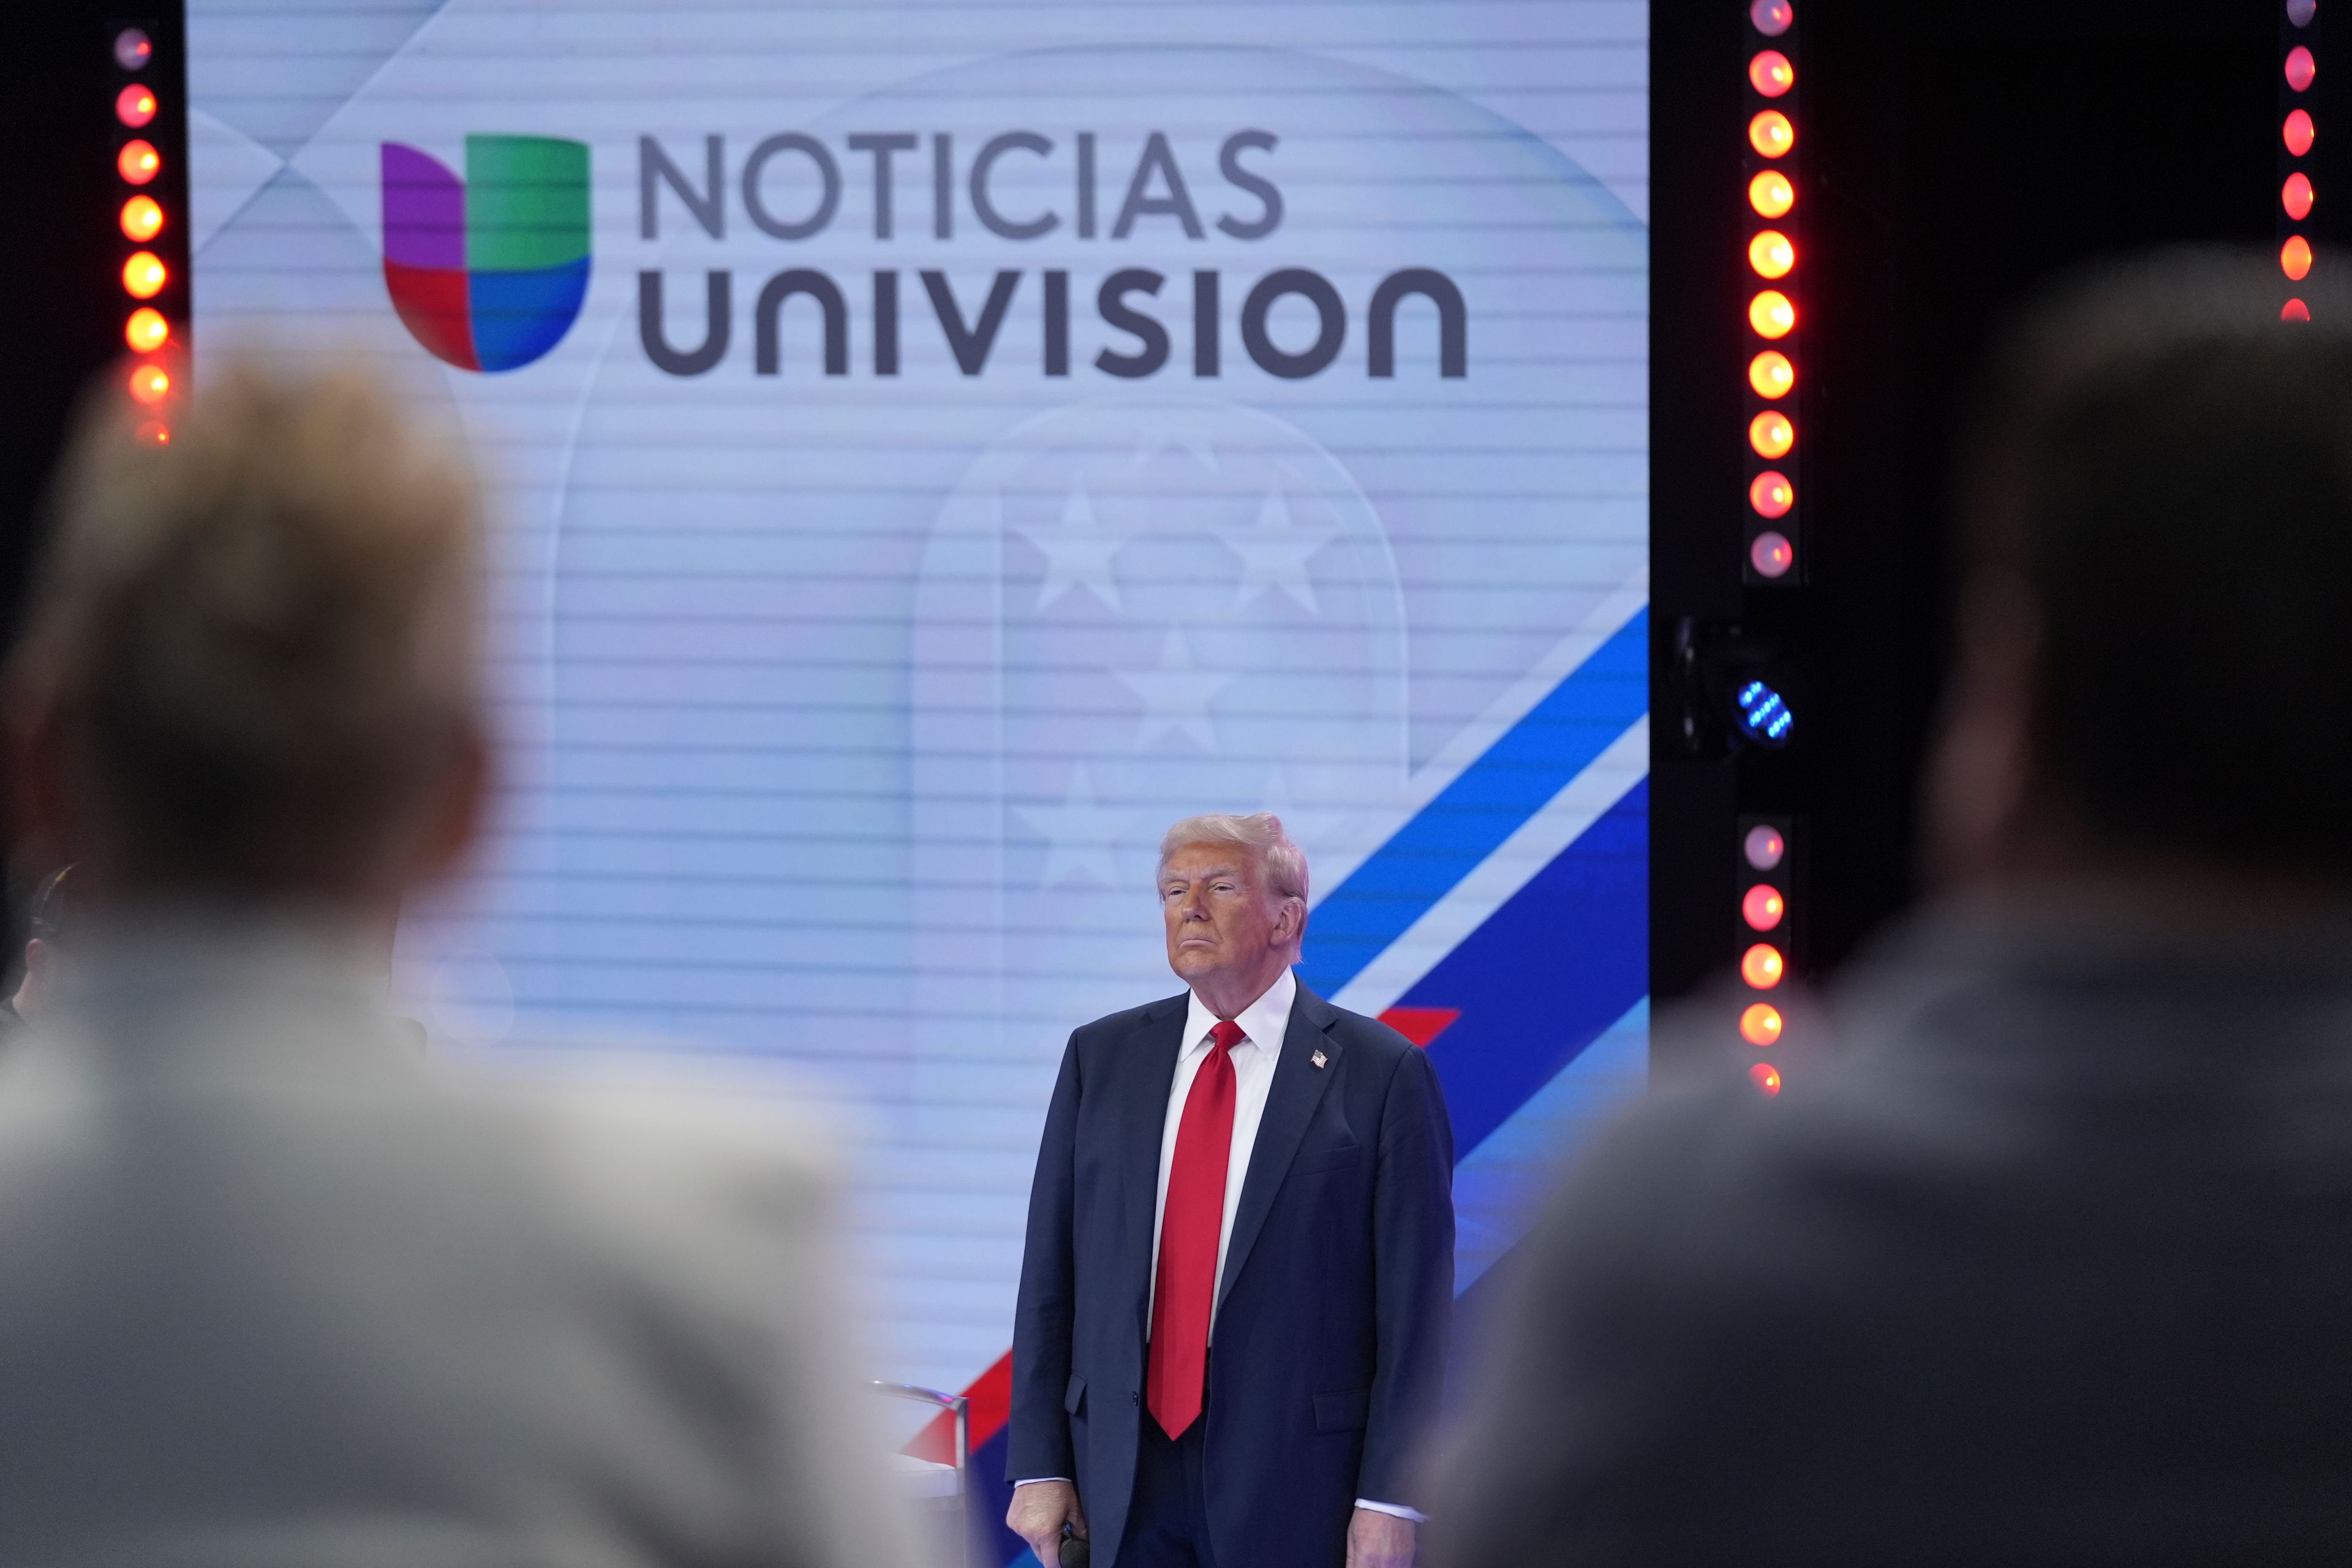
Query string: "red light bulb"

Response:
xmin=122 ymin=251 xmax=168 ymax=299
xmin=2284 ymin=235 xmax=2315 ymax=282
xmin=124 ymin=308 xmax=170 ymax=353
xmin=1749 ymin=110 xmax=1795 ymax=159
xmin=1741 ymin=943 xmax=1786 ymax=989
xmin=117 ymin=140 xmax=161 ymax=185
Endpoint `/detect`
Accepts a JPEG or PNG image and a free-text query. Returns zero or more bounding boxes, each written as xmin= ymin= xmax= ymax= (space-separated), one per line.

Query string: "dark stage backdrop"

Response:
xmin=1649 ymin=0 xmax=2275 ymax=1008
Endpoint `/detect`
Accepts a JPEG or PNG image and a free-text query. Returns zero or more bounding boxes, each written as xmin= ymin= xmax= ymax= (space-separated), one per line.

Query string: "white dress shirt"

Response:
xmin=1018 ymin=967 xmax=1423 ymax=1524
xmin=1149 ymin=967 xmax=1296 ymax=1332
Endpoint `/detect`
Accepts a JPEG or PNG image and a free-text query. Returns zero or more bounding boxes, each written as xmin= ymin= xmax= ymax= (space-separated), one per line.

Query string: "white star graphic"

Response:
xmin=1018 ymin=763 xmax=1133 ymax=889
xmin=1113 ymin=626 xmax=1235 ymax=753
xmin=1216 ymin=488 xmax=1336 ymax=615
xmin=1014 ymin=474 xmax=1125 ymax=613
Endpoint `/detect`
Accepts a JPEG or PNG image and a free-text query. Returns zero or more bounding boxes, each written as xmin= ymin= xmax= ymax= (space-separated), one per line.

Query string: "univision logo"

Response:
xmin=380 ymin=135 xmax=590 ymax=372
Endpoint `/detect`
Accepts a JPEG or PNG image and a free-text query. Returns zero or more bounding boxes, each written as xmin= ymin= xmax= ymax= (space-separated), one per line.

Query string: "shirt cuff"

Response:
xmin=1012 ymin=1477 xmax=1073 ymax=1486
xmin=1355 ymin=1499 xmax=1427 ymax=1523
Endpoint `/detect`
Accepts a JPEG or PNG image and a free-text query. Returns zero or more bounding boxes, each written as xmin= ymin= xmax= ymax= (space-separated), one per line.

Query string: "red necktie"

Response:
xmin=1148 ymin=1018 xmax=1244 ymax=1439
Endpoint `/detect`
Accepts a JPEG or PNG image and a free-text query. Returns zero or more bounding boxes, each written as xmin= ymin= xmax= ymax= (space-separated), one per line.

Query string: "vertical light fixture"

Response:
xmin=111 ymin=18 xmax=180 ymax=438
xmin=2284 ymin=0 xmax=2318 ymax=320
xmin=1736 ymin=1 xmax=1801 ymax=1097
xmin=1744 ymin=0 xmax=1800 ymax=582
xmin=1738 ymin=816 xmax=1793 ymax=1095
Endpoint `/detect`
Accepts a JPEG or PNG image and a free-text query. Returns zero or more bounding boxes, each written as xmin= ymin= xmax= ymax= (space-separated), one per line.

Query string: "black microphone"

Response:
xmin=1057 ymin=1529 xmax=1091 ymax=1568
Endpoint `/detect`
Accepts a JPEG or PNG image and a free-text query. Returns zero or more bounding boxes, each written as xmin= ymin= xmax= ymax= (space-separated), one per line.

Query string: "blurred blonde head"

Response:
xmin=10 ymin=356 xmax=488 ymax=904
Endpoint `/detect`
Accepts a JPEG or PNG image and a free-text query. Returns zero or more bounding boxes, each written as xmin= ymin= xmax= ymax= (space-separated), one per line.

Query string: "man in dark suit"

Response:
xmin=1428 ymin=252 xmax=2352 ymax=1566
xmin=1008 ymin=813 xmax=1453 ymax=1568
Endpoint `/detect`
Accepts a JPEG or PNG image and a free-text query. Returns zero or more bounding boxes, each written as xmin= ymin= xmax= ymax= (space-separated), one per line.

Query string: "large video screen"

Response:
xmin=189 ymin=0 xmax=1648 ymax=1501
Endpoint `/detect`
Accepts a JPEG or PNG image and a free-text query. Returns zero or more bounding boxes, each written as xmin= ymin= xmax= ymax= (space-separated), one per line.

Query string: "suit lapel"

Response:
xmin=1216 ymin=979 xmax=1343 ymax=1312
xmin=1121 ymin=995 xmax=1189 ymax=1344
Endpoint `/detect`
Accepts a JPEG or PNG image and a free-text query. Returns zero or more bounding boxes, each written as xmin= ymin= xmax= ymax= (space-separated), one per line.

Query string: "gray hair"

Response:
xmin=1157 ymin=813 xmax=1310 ymax=903
xmin=16 ymin=355 xmax=484 ymax=895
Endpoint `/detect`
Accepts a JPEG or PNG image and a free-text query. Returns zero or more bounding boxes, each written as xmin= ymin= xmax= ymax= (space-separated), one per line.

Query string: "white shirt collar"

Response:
xmin=1182 ymin=966 xmax=1298 ymax=1060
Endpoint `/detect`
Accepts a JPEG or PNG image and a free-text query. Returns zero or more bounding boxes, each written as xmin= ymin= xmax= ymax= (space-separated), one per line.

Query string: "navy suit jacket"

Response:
xmin=1009 ymin=980 xmax=1455 ymax=1568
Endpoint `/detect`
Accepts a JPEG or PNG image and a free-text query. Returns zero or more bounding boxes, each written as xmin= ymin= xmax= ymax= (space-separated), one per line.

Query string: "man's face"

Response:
xmin=1161 ymin=842 xmax=1292 ymax=989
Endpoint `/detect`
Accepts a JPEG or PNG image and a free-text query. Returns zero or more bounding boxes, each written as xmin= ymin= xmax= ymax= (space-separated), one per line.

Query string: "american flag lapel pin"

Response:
xmin=1311 ymin=1049 xmax=1328 ymax=1069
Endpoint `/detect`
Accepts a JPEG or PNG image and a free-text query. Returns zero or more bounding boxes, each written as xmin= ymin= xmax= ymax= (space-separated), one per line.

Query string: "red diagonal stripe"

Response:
xmin=905 ymin=1349 xmax=1013 ymax=1463
xmin=1379 ymin=1006 xmax=1460 ymax=1048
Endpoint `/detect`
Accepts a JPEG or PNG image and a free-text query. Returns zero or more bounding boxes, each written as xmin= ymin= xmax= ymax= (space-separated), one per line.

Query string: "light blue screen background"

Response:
xmin=188 ymin=0 xmax=1649 ymax=1410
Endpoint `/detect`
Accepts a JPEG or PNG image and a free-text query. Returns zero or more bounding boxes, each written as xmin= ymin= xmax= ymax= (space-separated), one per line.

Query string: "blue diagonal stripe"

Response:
xmin=1297 ymin=606 xmax=1649 ymax=998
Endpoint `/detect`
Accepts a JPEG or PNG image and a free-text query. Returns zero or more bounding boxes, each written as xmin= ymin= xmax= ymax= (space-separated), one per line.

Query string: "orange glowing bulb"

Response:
xmin=1751 ymin=1062 xmax=1782 ymax=1096
xmin=119 ymin=195 xmax=164 ymax=241
xmin=1743 ymin=884 xmax=1785 ymax=931
xmin=1750 ymin=530 xmax=1795 ymax=578
xmin=2284 ymin=235 xmax=2315 ymax=282
xmin=2288 ymin=45 xmax=2317 ymax=92
xmin=1749 ymin=470 xmax=1795 ymax=518
xmin=116 ymin=85 xmax=157 ymax=129
xmin=2286 ymin=172 xmax=2316 ymax=221
xmin=1750 ymin=289 xmax=1796 ymax=337
xmin=124 ymin=307 xmax=169 ymax=353
xmin=1749 ymin=230 xmax=1796 ymax=279
xmin=1741 ymin=943 xmax=1785 ymax=989
xmin=118 ymin=138 xmax=160 ymax=185
xmin=1750 ymin=410 xmax=1795 ymax=459
xmin=2285 ymin=297 xmax=2313 ymax=322
xmin=1740 ymin=1003 xmax=1783 ymax=1047
xmin=1749 ymin=110 xmax=1795 ymax=158
xmin=1749 ymin=50 xmax=1795 ymax=97
xmin=128 ymin=363 xmax=171 ymax=405
xmin=1749 ymin=169 xmax=1795 ymax=219
xmin=134 ymin=420 xmax=170 ymax=447
xmin=123 ymin=251 xmax=167 ymax=299
xmin=1749 ymin=350 xmax=1795 ymax=399
xmin=2286 ymin=109 xmax=2316 ymax=157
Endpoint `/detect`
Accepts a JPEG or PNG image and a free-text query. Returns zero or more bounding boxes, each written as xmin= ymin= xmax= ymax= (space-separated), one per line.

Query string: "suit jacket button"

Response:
xmin=1131 ymin=1391 xmax=1140 ymax=1406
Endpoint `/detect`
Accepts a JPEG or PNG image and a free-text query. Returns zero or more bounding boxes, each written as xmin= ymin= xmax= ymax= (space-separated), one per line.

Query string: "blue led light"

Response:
xmin=1735 ymin=679 xmax=1793 ymax=747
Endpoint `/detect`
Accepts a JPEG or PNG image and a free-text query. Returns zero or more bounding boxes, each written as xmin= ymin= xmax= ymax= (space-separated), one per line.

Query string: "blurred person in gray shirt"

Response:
xmin=0 ymin=360 xmax=920 ymax=1568
xmin=1428 ymin=252 xmax=2352 ymax=1566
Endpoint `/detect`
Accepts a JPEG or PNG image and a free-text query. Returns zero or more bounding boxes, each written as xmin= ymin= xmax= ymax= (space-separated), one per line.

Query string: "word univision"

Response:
xmin=636 ymin=130 xmax=1467 ymax=381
